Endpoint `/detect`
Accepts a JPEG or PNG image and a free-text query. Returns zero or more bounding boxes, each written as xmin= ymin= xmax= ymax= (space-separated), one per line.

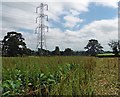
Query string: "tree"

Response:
xmin=24 ymin=48 xmax=32 ymax=56
xmin=108 ymin=40 xmax=120 ymax=55
xmin=2 ymin=31 xmax=27 ymax=56
xmin=64 ymin=48 xmax=74 ymax=56
xmin=53 ymin=46 xmax=60 ymax=55
xmin=0 ymin=40 xmax=2 ymax=56
xmin=84 ymin=39 xmax=103 ymax=56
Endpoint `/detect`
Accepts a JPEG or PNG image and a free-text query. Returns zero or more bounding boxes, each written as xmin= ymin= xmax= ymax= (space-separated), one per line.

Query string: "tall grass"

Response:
xmin=2 ymin=56 xmax=118 ymax=96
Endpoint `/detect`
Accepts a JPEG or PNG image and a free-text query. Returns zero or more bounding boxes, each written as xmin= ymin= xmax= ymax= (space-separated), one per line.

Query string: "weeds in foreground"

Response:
xmin=2 ymin=56 xmax=118 ymax=96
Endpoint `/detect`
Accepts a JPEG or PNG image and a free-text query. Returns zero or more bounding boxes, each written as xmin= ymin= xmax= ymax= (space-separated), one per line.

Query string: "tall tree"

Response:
xmin=64 ymin=48 xmax=74 ymax=56
xmin=2 ymin=31 xmax=26 ymax=56
xmin=53 ymin=46 xmax=60 ymax=55
xmin=84 ymin=39 xmax=103 ymax=56
xmin=108 ymin=40 xmax=120 ymax=55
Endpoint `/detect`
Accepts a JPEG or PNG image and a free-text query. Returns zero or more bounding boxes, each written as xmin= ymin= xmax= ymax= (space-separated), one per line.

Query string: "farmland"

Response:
xmin=2 ymin=56 xmax=119 ymax=96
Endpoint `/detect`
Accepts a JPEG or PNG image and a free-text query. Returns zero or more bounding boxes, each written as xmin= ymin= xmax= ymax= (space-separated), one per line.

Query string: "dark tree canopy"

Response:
xmin=64 ymin=48 xmax=74 ymax=56
xmin=108 ymin=40 xmax=120 ymax=55
xmin=84 ymin=39 xmax=103 ymax=56
xmin=53 ymin=46 xmax=60 ymax=55
xmin=2 ymin=31 xmax=27 ymax=56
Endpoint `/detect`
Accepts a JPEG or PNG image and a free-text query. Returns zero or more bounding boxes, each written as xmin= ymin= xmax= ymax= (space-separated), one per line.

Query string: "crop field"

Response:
xmin=2 ymin=56 xmax=119 ymax=96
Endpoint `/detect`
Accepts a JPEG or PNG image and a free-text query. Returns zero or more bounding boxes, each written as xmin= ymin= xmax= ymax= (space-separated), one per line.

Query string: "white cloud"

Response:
xmin=78 ymin=18 xmax=118 ymax=50
xmin=2 ymin=2 xmax=36 ymax=30
xmin=43 ymin=18 xmax=117 ymax=51
xmin=1 ymin=1 xmax=118 ymax=51
xmin=1 ymin=18 xmax=117 ymax=51
xmin=1 ymin=1 xmax=118 ymax=30
xmin=64 ymin=15 xmax=83 ymax=28
xmin=70 ymin=9 xmax=80 ymax=16
xmin=91 ymin=0 xmax=119 ymax=8
xmin=20 ymin=31 xmax=37 ymax=49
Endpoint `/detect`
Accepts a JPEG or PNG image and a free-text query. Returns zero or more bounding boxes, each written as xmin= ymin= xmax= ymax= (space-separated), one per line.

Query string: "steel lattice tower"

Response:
xmin=35 ymin=3 xmax=48 ymax=55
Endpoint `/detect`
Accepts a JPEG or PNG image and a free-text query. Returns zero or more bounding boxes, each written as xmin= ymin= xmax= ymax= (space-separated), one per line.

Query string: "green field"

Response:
xmin=97 ymin=53 xmax=115 ymax=56
xmin=2 ymin=56 xmax=119 ymax=96
xmin=97 ymin=53 xmax=120 ymax=57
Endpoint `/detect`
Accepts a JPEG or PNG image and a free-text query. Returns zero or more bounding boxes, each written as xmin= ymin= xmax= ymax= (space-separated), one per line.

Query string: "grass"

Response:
xmin=2 ymin=56 xmax=119 ymax=96
xmin=97 ymin=53 xmax=120 ymax=57
xmin=97 ymin=53 xmax=114 ymax=56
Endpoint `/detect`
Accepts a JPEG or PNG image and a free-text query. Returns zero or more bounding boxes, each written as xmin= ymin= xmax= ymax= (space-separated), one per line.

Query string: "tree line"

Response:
xmin=1 ymin=31 xmax=120 ymax=57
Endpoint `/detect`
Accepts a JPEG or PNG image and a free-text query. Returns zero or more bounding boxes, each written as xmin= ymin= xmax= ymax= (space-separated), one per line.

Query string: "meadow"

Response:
xmin=2 ymin=56 xmax=119 ymax=96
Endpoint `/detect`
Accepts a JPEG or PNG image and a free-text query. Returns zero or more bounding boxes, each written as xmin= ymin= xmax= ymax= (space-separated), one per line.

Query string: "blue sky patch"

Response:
xmin=80 ymin=2 xmax=117 ymax=27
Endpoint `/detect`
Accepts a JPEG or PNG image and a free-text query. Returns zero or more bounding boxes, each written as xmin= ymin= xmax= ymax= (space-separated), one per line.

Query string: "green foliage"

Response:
xmin=2 ymin=31 xmax=28 ymax=57
xmin=64 ymin=48 xmax=74 ymax=56
xmin=108 ymin=40 xmax=120 ymax=55
xmin=53 ymin=46 xmax=60 ymax=55
xmin=84 ymin=39 xmax=103 ymax=56
xmin=2 ymin=56 xmax=118 ymax=96
xmin=2 ymin=69 xmax=23 ymax=96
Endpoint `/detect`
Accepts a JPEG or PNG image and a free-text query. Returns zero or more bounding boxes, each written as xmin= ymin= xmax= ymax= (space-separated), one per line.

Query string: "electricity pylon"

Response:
xmin=35 ymin=3 xmax=48 ymax=55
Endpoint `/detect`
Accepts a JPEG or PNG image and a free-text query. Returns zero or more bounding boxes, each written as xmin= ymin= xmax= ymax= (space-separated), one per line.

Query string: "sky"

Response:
xmin=0 ymin=0 xmax=119 ymax=51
